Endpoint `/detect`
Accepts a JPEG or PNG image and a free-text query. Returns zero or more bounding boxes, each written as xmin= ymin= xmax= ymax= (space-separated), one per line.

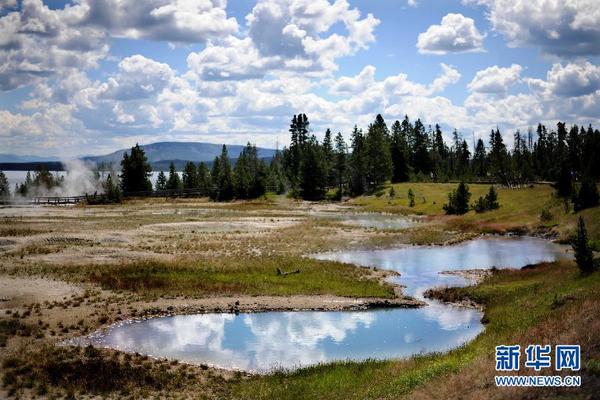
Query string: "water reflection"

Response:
xmin=91 ymin=307 xmax=482 ymax=372
xmin=314 ymin=236 xmax=570 ymax=297
xmin=86 ymin=236 xmax=568 ymax=371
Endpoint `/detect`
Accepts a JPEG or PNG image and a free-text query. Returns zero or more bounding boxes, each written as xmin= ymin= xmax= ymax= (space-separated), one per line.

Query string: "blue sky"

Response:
xmin=1 ymin=0 xmax=599 ymax=157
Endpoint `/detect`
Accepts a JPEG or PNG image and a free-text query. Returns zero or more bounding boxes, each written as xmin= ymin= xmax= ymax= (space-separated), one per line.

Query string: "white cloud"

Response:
xmin=0 ymin=0 xmax=109 ymax=90
xmin=417 ymin=13 xmax=484 ymax=55
xmin=467 ymin=64 xmax=522 ymax=94
xmin=526 ymin=61 xmax=600 ymax=98
xmin=78 ymin=0 xmax=238 ymax=43
xmin=465 ymin=0 xmax=600 ymax=56
xmin=188 ymin=0 xmax=380 ymax=81
xmin=329 ymin=65 xmax=376 ymax=95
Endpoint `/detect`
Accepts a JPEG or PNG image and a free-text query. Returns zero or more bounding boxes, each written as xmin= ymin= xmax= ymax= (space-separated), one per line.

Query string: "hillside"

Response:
xmin=82 ymin=142 xmax=277 ymax=167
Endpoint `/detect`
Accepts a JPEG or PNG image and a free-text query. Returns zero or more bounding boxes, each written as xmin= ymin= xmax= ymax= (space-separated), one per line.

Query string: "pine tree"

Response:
xmin=334 ymin=132 xmax=347 ymax=198
xmin=390 ymin=120 xmax=410 ymax=182
xmin=365 ymin=114 xmax=392 ymax=190
xmin=155 ymin=171 xmax=167 ymax=191
xmin=349 ymin=125 xmax=367 ymax=196
xmin=267 ymin=150 xmax=286 ymax=194
xmin=323 ymin=128 xmax=335 ymax=187
xmin=443 ymin=182 xmax=471 ymax=215
xmin=182 ymin=161 xmax=198 ymax=189
xmin=574 ymin=179 xmax=599 ymax=212
xmin=0 ymin=171 xmax=9 ymax=198
xmin=408 ymin=188 xmax=415 ymax=207
xmin=212 ymin=145 xmax=234 ymax=201
xmin=572 ymin=216 xmax=595 ymax=274
xmin=473 ymin=138 xmax=487 ymax=178
xmin=166 ymin=162 xmax=182 ymax=191
xmin=488 ymin=128 xmax=510 ymax=185
xmin=300 ymin=136 xmax=327 ymax=200
xmin=412 ymin=119 xmax=430 ymax=175
xmin=120 ymin=144 xmax=152 ymax=193
xmin=104 ymin=174 xmax=122 ymax=203
xmin=197 ymin=162 xmax=211 ymax=196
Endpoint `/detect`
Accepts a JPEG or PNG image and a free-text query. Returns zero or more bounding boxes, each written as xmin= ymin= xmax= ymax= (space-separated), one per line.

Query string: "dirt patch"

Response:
xmin=0 ymin=276 xmax=83 ymax=308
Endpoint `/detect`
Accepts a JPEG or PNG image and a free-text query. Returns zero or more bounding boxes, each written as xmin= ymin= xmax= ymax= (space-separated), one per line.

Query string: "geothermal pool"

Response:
xmin=79 ymin=236 xmax=570 ymax=372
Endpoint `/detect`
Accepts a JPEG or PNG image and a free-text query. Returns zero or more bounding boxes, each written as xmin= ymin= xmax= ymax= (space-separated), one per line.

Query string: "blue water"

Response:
xmin=84 ymin=237 xmax=570 ymax=372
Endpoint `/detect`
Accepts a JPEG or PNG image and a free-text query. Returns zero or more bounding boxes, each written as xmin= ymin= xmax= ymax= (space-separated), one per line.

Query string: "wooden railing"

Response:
xmin=30 ymin=196 xmax=87 ymax=205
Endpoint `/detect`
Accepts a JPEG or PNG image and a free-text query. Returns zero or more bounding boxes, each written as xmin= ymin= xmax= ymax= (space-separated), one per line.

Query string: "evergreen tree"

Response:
xmin=349 ymin=125 xmax=367 ymax=196
xmin=210 ymin=156 xmax=221 ymax=200
xmin=431 ymin=124 xmax=448 ymax=180
xmin=488 ymin=128 xmax=510 ymax=185
xmin=572 ymin=217 xmax=595 ymax=274
xmin=473 ymin=138 xmax=487 ymax=178
xmin=473 ymin=186 xmax=500 ymax=213
xmin=182 ymin=161 xmax=198 ymax=189
xmin=166 ymin=162 xmax=182 ymax=191
xmin=555 ymin=162 xmax=573 ymax=198
xmin=365 ymin=114 xmax=392 ymax=190
xmin=197 ymin=162 xmax=211 ymax=196
xmin=155 ymin=171 xmax=167 ymax=191
xmin=300 ymin=136 xmax=327 ymax=200
xmin=212 ymin=145 xmax=234 ymax=201
xmin=412 ymin=119 xmax=431 ymax=175
xmin=334 ymin=132 xmax=347 ymax=197
xmin=443 ymin=182 xmax=471 ymax=215
xmin=234 ymin=143 xmax=267 ymax=199
xmin=120 ymin=144 xmax=152 ymax=193
xmin=323 ymin=128 xmax=335 ymax=187
xmin=0 ymin=171 xmax=9 ymax=198
xmin=574 ymin=179 xmax=599 ymax=212
xmin=104 ymin=174 xmax=122 ymax=203
xmin=390 ymin=120 xmax=410 ymax=182
xmin=267 ymin=150 xmax=286 ymax=194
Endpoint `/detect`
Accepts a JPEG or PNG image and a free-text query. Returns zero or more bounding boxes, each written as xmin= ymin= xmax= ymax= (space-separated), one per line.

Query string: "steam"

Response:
xmin=10 ymin=159 xmax=111 ymax=200
xmin=50 ymin=159 xmax=105 ymax=197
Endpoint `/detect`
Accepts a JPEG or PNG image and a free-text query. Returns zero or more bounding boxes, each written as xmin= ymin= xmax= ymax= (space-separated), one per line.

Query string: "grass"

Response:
xmin=1 ymin=343 xmax=222 ymax=399
xmin=351 ymin=183 xmax=600 ymax=242
xmin=232 ymin=261 xmax=600 ymax=399
xmin=12 ymin=256 xmax=395 ymax=299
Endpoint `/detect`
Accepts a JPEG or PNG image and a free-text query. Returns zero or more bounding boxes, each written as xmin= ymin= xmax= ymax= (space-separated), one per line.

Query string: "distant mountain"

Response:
xmin=0 ymin=154 xmax=60 ymax=163
xmin=82 ymin=142 xmax=277 ymax=169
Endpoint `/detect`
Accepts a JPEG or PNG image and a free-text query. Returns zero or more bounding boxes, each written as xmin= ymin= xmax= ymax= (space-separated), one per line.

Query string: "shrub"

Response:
xmin=572 ymin=216 xmax=595 ymax=274
xmin=473 ymin=186 xmax=500 ymax=213
xmin=540 ymin=208 xmax=553 ymax=222
xmin=388 ymin=186 xmax=396 ymax=198
xmin=407 ymin=188 xmax=415 ymax=207
xmin=573 ymin=179 xmax=599 ymax=212
xmin=443 ymin=182 xmax=471 ymax=215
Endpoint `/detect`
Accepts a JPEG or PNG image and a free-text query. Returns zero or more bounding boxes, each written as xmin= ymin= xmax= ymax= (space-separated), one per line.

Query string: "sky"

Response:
xmin=1 ymin=0 xmax=600 ymax=158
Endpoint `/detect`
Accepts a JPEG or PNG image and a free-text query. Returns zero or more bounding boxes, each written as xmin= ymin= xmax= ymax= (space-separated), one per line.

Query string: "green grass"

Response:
xmin=232 ymin=261 xmax=600 ymax=399
xmin=13 ymin=256 xmax=395 ymax=299
xmin=351 ymin=183 xmax=600 ymax=242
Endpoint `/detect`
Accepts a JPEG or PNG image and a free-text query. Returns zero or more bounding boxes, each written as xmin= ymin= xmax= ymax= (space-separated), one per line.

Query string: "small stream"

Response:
xmin=78 ymin=236 xmax=570 ymax=372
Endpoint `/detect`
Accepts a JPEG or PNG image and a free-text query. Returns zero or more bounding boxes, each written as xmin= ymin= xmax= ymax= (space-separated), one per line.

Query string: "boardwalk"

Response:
xmin=30 ymin=196 xmax=87 ymax=205
xmin=29 ymin=189 xmax=207 ymax=205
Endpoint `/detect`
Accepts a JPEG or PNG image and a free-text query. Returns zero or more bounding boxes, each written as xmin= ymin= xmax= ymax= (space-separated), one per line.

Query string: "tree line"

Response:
xmin=276 ymin=113 xmax=599 ymax=209
xmin=119 ymin=143 xmax=286 ymax=201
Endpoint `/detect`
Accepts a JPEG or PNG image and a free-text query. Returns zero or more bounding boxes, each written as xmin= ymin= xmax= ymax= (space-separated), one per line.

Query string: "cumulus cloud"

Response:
xmin=417 ymin=13 xmax=485 ymax=55
xmin=527 ymin=61 xmax=600 ymax=98
xmin=188 ymin=0 xmax=380 ymax=81
xmin=465 ymin=0 xmax=600 ymax=56
xmin=0 ymin=0 xmax=109 ymax=90
xmin=78 ymin=0 xmax=238 ymax=43
xmin=467 ymin=64 xmax=522 ymax=94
